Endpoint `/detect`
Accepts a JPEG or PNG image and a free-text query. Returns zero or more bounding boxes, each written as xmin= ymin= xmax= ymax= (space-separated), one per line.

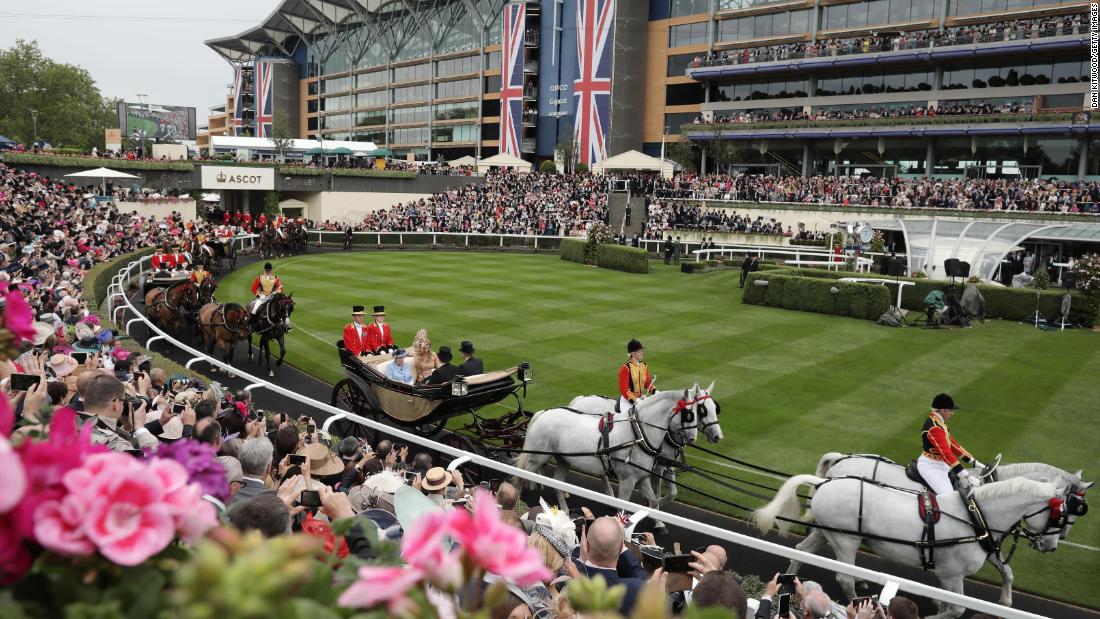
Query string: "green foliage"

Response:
xmin=596 ymin=244 xmax=649 ymax=274
xmin=560 ymin=238 xmax=586 ymax=264
xmin=742 ymin=272 xmax=892 ymax=320
xmin=264 ymin=191 xmax=281 ymax=217
xmin=584 ymin=222 xmax=614 ymax=265
xmin=575 ymin=163 xmax=589 ymax=174
xmin=270 ymin=115 xmax=294 ymax=161
xmin=1033 ymin=268 xmax=1050 ymax=290
xmin=0 ymin=40 xmax=116 ymax=149
xmin=1 ymin=152 xmax=191 ymax=171
xmin=869 ymin=230 xmax=886 ymax=254
xmin=539 ymin=159 xmax=557 ymax=173
xmin=666 ymin=139 xmax=699 ymax=173
xmin=555 ymin=122 xmax=576 ymax=173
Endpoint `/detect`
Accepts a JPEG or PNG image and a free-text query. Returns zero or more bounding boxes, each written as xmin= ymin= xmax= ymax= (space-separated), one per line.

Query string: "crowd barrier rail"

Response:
xmin=104 ymin=252 xmax=1049 ymax=619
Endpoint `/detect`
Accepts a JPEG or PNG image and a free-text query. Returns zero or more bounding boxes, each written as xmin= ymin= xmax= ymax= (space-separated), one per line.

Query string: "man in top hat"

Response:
xmin=618 ymin=339 xmax=654 ymax=413
xmin=343 ymin=306 xmax=370 ymax=357
xmin=365 ymin=306 xmax=396 ymax=355
xmin=425 ymin=346 xmax=462 ymax=385
xmin=458 ymin=341 xmax=483 ymax=376
xmin=249 ymin=262 xmax=283 ymax=315
xmin=150 ymin=245 xmax=170 ymax=271
xmin=167 ymin=243 xmax=190 ymax=272
xmin=918 ymin=393 xmax=983 ymax=496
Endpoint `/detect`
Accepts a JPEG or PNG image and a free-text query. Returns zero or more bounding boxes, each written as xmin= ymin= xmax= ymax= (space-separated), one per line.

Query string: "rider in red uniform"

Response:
xmin=918 ymin=393 xmax=983 ymax=496
xmin=618 ymin=339 xmax=654 ymax=412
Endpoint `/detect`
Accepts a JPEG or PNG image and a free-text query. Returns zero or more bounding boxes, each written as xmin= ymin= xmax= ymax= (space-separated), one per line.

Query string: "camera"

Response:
xmin=299 ymin=490 xmax=321 ymax=508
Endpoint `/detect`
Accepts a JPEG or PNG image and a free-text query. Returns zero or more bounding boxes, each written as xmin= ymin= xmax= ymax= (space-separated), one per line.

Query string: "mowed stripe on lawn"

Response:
xmin=217 ymin=251 xmax=1100 ymax=608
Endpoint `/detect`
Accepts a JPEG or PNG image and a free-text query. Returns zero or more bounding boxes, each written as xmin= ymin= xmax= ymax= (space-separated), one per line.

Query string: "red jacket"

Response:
xmin=343 ymin=322 xmax=369 ymax=356
xmin=251 ymin=274 xmax=281 ymax=296
xmin=366 ymin=322 xmax=394 ymax=352
xmin=921 ymin=412 xmax=973 ymax=471
xmin=618 ymin=361 xmax=653 ymax=402
xmin=151 ymin=253 xmax=168 ymax=269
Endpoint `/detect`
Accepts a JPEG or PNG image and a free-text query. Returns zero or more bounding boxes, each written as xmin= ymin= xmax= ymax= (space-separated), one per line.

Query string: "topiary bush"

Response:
xmin=539 ymin=160 xmax=557 ymax=173
xmin=741 ymin=272 xmax=891 ymax=321
xmin=560 ymin=238 xmax=586 ymax=264
xmin=596 ymin=244 xmax=649 ymax=274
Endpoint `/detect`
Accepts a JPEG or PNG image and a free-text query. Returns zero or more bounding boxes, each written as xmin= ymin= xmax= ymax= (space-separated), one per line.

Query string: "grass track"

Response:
xmin=218 ymin=251 xmax=1100 ymax=608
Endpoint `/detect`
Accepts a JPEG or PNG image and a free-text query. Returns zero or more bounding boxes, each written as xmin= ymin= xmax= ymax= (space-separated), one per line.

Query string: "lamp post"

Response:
xmin=28 ymin=109 xmax=38 ymax=147
xmin=661 ymin=124 xmax=669 ymax=162
xmin=318 ymin=111 xmax=325 ymax=167
xmin=135 ymin=93 xmax=149 ymax=155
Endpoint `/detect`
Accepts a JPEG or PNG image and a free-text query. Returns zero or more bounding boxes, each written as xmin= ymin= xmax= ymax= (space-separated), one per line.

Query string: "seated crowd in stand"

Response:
xmin=697 ymin=102 xmax=1031 ymax=126
xmin=692 ymin=15 xmax=1085 ymax=68
xmin=645 ymin=201 xmax=786 ymax=239
xmin=349 ymin=168 xmax=610 ymax=236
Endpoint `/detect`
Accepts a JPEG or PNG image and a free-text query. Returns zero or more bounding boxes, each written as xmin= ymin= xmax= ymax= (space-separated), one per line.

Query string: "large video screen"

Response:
xmin=117 ymin=102 xmax=197 ymax=141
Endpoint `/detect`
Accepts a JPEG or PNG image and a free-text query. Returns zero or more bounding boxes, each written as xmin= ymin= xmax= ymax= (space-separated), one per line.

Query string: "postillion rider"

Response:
xmin=918 ymin=393 xmax=985 ymax=498
xmin=249 ymin=262 xmax=292 ymax=330
xmin=618 ymin=339 xmax=655 ymax=413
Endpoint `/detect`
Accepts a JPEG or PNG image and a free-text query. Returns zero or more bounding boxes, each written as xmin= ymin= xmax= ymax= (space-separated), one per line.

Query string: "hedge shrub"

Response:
xmin=742 ymin=272 xmax=892 ymax=321
xmin=560 ymin=238 xmax=586 ymax=264
xmin=763 ymin=267 xmax=1098 ymax=325
xmin=596 ymin=244 xmax=649 ymax=274
xmin=2 ymin=152 xmax=192 ymax=171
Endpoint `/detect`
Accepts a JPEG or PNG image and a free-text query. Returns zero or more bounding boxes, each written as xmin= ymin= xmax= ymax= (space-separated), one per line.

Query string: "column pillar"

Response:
xmin=1078 ymin=137 xmax=1090 ymax=179
xmin=701 ymin=149 xmax=708 ymax=175
xmin=925 ymin=140 xmax=936 ymax=176
xmin=802 ymin=141 xmax=812 ymax=178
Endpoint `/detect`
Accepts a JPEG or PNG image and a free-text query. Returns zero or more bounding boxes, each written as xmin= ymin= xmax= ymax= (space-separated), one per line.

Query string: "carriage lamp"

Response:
xmin=830 ymin=286 xmax=839 ymax=314
xmin=519 ymin=362 xmax=532 ymax=383
xmin=451 ymin=376 xmax=469 ymax=397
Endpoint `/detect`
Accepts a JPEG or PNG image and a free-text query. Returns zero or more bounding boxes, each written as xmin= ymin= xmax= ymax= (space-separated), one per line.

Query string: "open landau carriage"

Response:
xmin=329 ymin=341 xmax=533 ymax=477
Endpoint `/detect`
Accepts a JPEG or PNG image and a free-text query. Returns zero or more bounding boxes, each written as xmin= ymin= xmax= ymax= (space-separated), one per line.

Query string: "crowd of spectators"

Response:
xmin=645 ymin=201 xmax=787 ymax=238
xmin=349 ymin=168 xmax=609 ymax=236
xmin=698 ymin=102 xmax=1031 ymax=126
xmin=693 ymin=15 xmax=1086 ymax=68
xmin=649 ymin=173 xmax=1100 ymax=213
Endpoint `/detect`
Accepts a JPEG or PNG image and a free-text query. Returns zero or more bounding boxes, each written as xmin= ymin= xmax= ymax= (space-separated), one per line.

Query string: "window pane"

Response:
xmin=867 ymin=0 xmax=889 ymax=26
xmin=772 ymin=12 xmax=789 ymax=35
xmin=847 ymin=4 xmax=867 ymax=27
xmin=790 ymin=10 xmax=809 ymax=33
xmin=888 ymin=0 xmax=910 ymax=22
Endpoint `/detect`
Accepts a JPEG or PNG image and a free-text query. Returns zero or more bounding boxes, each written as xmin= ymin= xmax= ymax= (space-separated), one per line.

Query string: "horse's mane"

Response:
xmin=998 ymin=462 xmax=1075 ymax=482
xmin=974 ymin=477 xmax=1056 ymax=502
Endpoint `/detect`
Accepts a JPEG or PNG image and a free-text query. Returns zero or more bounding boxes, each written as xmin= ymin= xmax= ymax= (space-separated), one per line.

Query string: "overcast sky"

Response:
xmin=0 ymin=1 xmax=282 ymax=122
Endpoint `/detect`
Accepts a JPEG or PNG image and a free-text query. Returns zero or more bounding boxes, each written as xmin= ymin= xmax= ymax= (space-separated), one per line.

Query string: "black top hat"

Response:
xmin=372 ymin=305 xmax=385 ymax=315
xmin=352 ymin=305 xmax=365 ymax=315
xmin=263 ymin=262 xmax=273 ymax=270
xmin=931 ymin=393 xmax=957 ymax=410
xmin=627 ymin=339 xmax=644 ymax=353
xmin=460 ymin=341 xmax=475 ymax=354
xmin=438 ymin=346 xmax=453 ymax=362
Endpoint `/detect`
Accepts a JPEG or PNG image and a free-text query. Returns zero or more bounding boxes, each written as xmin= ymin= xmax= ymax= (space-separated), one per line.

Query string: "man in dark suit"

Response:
xmin=739 ymin=255 xmax=758 ymax=288
xmin=571 ymin=517 xmax=649 ymax=616
xmin=231 ymin=437 xmax=276 ymax=505
xmin=663 ymin=235 xmax=673 ymax=265
xmin=458 ymin=341 xmax=484 ymax=376
xmin=426 ymin=346 xmax=463 ymax=384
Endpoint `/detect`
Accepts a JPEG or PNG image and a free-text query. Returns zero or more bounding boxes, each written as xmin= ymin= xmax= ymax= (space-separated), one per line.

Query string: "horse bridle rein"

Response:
xmin=153 ymin=281 xmax=194 ymax=313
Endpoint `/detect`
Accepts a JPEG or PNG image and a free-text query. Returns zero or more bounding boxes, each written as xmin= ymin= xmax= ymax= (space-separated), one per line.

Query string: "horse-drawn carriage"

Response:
xmin=330 ymin=340 xmax=533 ymax=467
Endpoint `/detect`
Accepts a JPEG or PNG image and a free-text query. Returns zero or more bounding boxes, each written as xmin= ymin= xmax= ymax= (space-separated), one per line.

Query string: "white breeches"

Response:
xmin=917 ymin=455 xmax=954 ymax=495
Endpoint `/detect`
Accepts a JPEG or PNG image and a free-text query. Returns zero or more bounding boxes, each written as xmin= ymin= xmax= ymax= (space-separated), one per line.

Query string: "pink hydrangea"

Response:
xmin=3 ymin=289 xmax=35 ymax=345
xmin=401 ymin=509 xmax=463 ymax=590
xmin=0 ymin=435 xmax=24 ymax=513
xmin=448 ymin=489 xmax=552 ymax=586
xmin=338 ymin=565 xmax=423 ymax=615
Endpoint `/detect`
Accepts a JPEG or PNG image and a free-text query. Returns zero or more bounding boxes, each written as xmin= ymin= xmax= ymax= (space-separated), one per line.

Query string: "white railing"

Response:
xmin=104 ymin=254 xmax=1050 ymax=619
xmin=307 ymin=229 xmax=576 ymax=248
xmin=693 ymin=246 xmax=877 ymax=272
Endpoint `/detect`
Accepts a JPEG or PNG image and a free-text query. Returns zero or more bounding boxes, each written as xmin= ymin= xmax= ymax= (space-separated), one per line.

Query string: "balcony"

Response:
xmin=524 ymin=60 xmax=539 ymax=74
xmin=523 ymin=87 xmax=538 ymax=99
xmin=525 ymin=31 xmax=540 ymax=47
xmin=522 ymin=111 xmax=538 ymax=126
xmin=521 ymin=138 xmax=536 ymax=152
xmin=688 ymin=26 xmax=1088 ymax=80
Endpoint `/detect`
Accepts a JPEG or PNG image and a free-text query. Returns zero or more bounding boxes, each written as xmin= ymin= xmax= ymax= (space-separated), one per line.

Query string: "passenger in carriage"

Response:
xmin=458 ymin=340 xmax=483 ymax=376
xmin=385 ymin=349 xmax=415 ymax=385
xmin=410 ymin=328 xmax=440 ymax=382
xmin=425 ymin=345 xmax=462 ymax=385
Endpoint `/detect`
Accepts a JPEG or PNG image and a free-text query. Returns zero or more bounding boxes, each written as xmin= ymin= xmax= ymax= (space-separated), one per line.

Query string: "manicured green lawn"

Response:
xmin=218 ymin=251 xmax=1100 ymax=608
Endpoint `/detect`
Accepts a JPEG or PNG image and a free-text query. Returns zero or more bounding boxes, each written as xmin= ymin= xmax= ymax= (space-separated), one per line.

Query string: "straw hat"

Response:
xmin=144 ymin=409 xmax=184 ymax=440
xmin=294 ymin=443 xmax=345 ymax=476
xmin=47 ymin=354 xmax=78 ymax=378
xmin=32 ymin=322 xmax=55 ymax=346
xmin=421 ymin=466 xmax=453 ymax=492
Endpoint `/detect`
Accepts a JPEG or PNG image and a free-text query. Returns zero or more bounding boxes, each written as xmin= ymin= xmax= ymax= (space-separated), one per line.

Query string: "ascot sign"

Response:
xmin=200 ymin=166 xmax=275 ymax=190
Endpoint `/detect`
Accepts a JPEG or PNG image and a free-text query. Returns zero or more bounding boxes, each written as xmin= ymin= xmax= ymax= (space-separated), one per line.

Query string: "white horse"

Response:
xmin=568 ymin=381 xmax=724 ymax=506
xmin=755 ymin=475 xmax=1074 ymax=619
xmin=516 ymin=387 xmax=708 ymax=511
xmin=814 ymin=453 xmax=1093 ymax=540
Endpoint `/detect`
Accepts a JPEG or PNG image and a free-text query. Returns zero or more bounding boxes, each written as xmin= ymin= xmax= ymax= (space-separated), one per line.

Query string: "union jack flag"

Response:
xmin=255 ymin=60 xmax=274 ymax=138
xmin=499 ymin=2 xmax=526 ymax=157
xmin=232 ymin=67 xmax=244 ymax=135
xmin=573 ymin=0 xmax=614 ymax=167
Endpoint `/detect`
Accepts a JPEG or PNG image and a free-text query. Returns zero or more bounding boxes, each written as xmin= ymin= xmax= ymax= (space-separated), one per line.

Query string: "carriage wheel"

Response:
xmin=330 ymin=379 xmax=376 ymax=441
xmin=438 ymin=432 xmax=484 ymax=487
xmin=413 ymin=418 xmax=446 ymax=437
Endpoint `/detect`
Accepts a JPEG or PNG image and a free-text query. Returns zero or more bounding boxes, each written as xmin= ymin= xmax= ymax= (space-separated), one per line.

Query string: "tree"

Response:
xmin=666 ymin=139 xmax=699 ymax=173
xmin=263 ymin=191 xmax=281 ymax=217
xmin=270 ymin=115 xmax=294 ymax=163
xmin=0 ymin=40 xmax=115 ymax=149
xmin=555 ymin=122 xmax=576 ymax=174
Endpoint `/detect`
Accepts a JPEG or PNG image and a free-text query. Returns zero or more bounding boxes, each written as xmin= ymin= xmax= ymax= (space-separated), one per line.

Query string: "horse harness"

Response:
xmin=205 ymin=304 xmax=246 ymax=337
xmin=150 ymin=281 xmax=192 ymax=313
xmin=803 ymin=475 xmax=1078 ymax=571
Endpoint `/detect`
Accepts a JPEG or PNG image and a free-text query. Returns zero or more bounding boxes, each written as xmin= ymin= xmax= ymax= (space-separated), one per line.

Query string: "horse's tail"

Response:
xmin=814 ymin=452 xmax=847 ymax=478
xmin=513 ymin=452 xmax=531 ymax=491
xmin=753 ymin=474 xmax=824 ymax=536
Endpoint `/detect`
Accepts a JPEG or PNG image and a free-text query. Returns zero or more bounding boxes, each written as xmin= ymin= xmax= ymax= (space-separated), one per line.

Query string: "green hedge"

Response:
xmin=560 ymin=238 xmax=586 ymax=264
xmin=596 ymin=244 xmax=650 ymax=274
xmin=2 ymin=152 xmax=192 ymax=171
xmin=83 ymin=247 xmax=158 ymax=309
xmin=742 ymin=272 xmax=892 ymax=320
xmin=765 ymin=267 xmax=1099 ymax=325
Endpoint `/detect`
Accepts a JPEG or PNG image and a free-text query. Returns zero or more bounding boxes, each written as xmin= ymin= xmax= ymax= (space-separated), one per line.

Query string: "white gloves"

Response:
xmin=971 ymin=459 xmax=985 ymax=469
xmin=961 ymin=473 xmax=982 ymax=489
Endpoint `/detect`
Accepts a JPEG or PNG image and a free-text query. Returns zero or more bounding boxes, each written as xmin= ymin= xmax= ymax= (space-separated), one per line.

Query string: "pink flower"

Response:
xmin=0 ymin=513 xmax=31 ymax=585
xmin=77 ymin=455 xmax=176 ymax=565
xmin=448 ymin=489 xmax=552 ymax=586
xmin=0 ymin=435 xmax=25 ymax=512
xmin=3 ymin=289 xmax=35 ymax=345
xmin=338 ymin=565 xmax=423 ymax=615
xmin=402 ymin=509 xmax=463 ymax=590
xmin=34 ymin=494 xmax=95 ymax=556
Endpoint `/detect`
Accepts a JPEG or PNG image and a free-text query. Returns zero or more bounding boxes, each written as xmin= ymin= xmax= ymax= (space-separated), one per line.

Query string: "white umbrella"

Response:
xmin=64 ymin=167 xmax=140 ymax=196
xmin=201 ymin=193 xmax=220 ymax=202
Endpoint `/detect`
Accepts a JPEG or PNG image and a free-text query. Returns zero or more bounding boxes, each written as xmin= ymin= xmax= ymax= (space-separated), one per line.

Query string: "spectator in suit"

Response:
xmin=228 ymin=494 xmax=290 ymax=538
xmin=458 ymin=340 xmax=484 ymax=376
xmin=691 ymin=571 xmax=747 ymax=616
xmin=425 ymin=346 xmax=463 ymax=384
xmin=233 ymin=437 xmax=275 ymax=504
xmin=663 ymin=235 xmax=673 ymax=264
xmin=571 ymin=517 xmax=648 ymax=616
xmin=740 ymin=255 xmax=758 ymax=288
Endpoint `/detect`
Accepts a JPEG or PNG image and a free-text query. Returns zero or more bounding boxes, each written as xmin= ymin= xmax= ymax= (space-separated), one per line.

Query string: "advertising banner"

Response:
xmin=200 ymin=166 xmax=275 ymax=190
